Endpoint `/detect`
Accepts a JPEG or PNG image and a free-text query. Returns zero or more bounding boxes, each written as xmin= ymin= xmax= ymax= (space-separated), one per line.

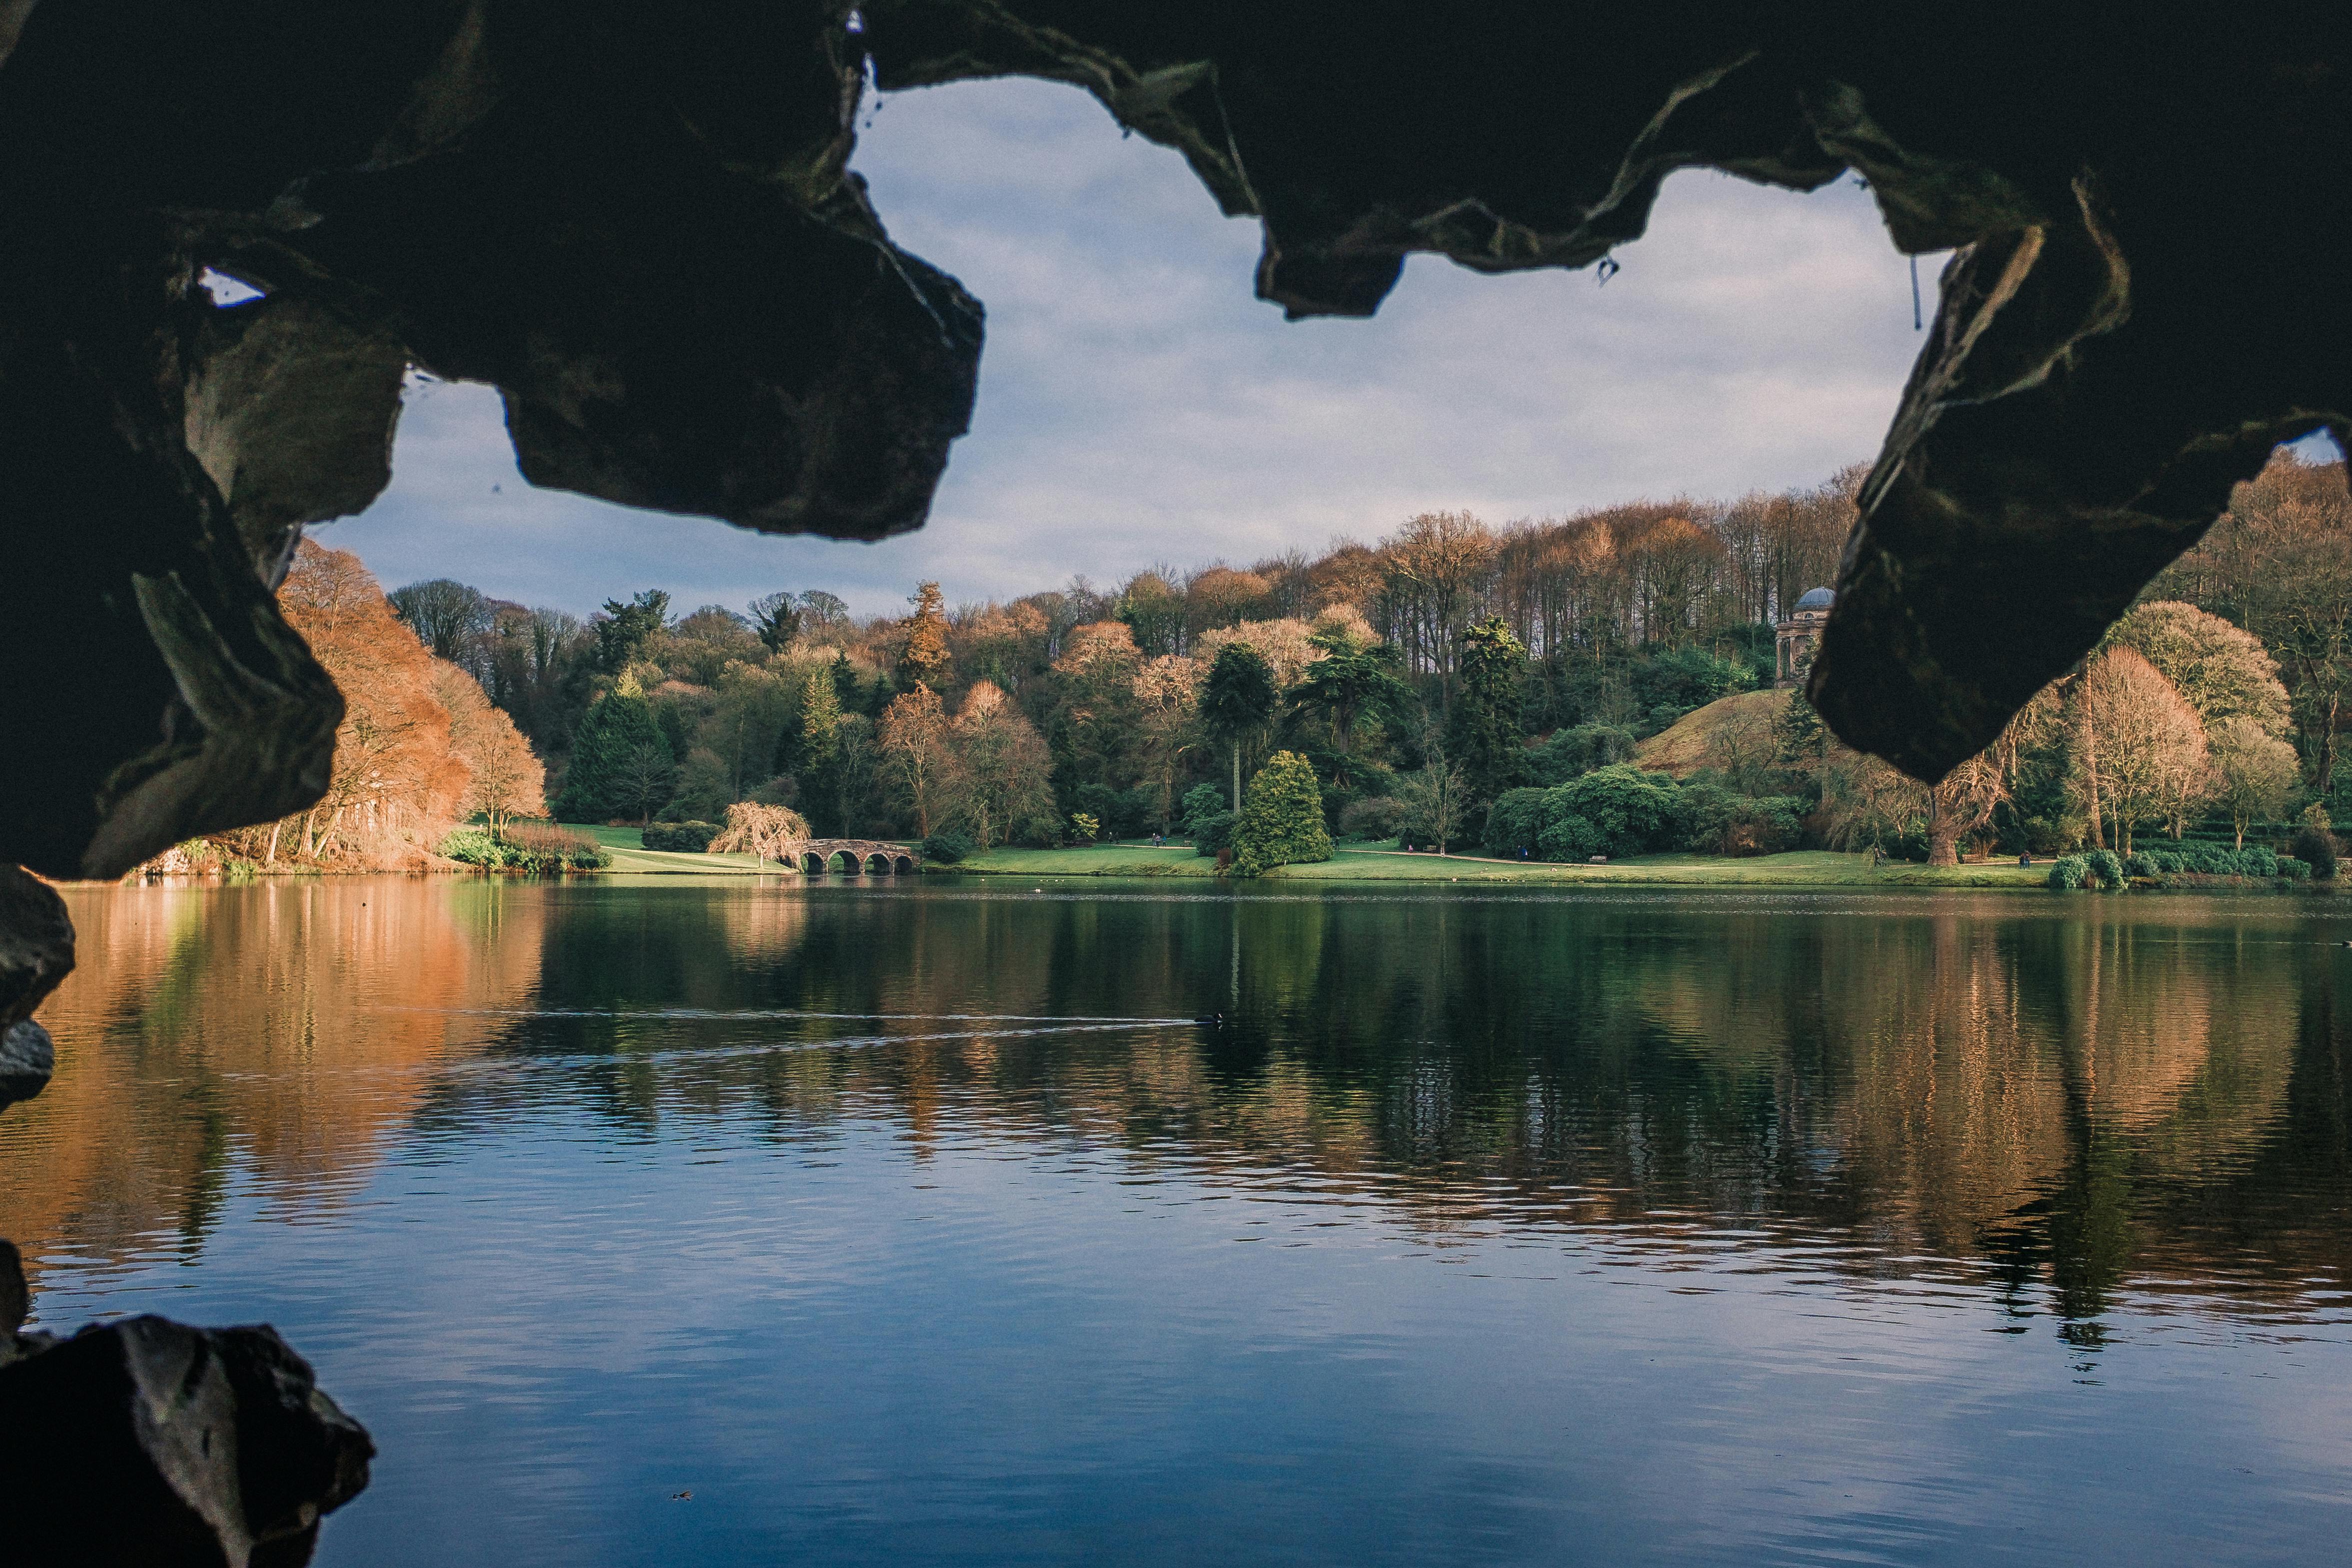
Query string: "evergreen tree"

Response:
xmin=796 ymin=668 xmax=844 ymax=831
xmin=592 ymin=589 xmax=669 ymax=673
xmin=1201 ymin=641 xmax=1277 ymax=811
xmin=556 ymin=672 xmax=670 ymax=822
xmin=1446 ymin=615 xmax=1527 ymax=802
xmin=1230 ymin=750 xmax=1335 ymax=877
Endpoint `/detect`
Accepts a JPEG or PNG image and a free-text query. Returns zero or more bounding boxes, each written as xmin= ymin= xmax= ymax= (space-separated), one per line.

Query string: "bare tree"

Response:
xmin=2207 ymin=717 xmax=2301 ymax=849
xmin=2071 ymin=648 xmax=2208 ymax=854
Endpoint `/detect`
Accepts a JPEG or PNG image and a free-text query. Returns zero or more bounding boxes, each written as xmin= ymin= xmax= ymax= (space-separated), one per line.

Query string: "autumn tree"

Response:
xmin=262 ymin=541 xmax=472 ymax=865
xmin=2071 ymin=648 xmax=2208 ymax=853
xmin=898 ymin=580 xmax=952 ymax=689
xmin=434 ymin=665 xmax=546 ymax=829
xmin=1115 ymin=571 xmax=1187 ymax=656
xmin=1379 ymin=510 xmax=1497 ymax=692
xmin=710 ymin=801 xmax=811 ymax=861
xmin=1129 ymin=654 xmax=1202 ymax=828
xmin=952 ymin=681 xmax=1056 ymax=848
xmin=2207 ymin=717 xmax=2302 ymax=849
xmin=2107 ymin=600 xmax=2291 ymax=738
xmin=879 ymin=682 xmax=962 ymax=836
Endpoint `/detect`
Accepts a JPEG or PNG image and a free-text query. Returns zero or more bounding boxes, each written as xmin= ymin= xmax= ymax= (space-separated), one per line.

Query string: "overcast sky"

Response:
xmin=322 ymin=76 xmax=1954 ymax=619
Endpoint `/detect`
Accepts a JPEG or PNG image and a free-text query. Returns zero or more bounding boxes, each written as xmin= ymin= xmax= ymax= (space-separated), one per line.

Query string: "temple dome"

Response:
xmin=1794 ymin=587 xmax=1835 ymax=612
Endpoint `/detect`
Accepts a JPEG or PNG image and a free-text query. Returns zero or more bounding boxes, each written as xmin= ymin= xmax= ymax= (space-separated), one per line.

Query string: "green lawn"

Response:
xmin=566 ymin=824 xmax=774 ymax=875
xmin=560 ymin=826 xmax=2057 ymax=887
xmin=942 ymin=842 xmax=2056 ymax=887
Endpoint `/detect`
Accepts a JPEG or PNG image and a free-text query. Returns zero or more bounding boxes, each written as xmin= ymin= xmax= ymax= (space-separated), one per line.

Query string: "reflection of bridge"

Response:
xmin=780 ymin=839 xmax=919 ymax=875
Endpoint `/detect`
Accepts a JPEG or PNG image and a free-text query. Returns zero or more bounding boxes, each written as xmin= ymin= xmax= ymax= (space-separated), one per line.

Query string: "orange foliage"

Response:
xmin=213 ymin=540 xmax=543 ymax=867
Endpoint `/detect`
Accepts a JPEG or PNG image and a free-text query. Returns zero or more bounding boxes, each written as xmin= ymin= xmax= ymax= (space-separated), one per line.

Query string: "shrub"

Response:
xmin=2048 ymin=854 xmax=2088 ymax=890
xmin=1180 ymin=783 xmax=1227 ymax=837
xmin=504 ymin=822 xmax=608 ymax=870
xmin=439 ymin=826 xmax=507 ymax=868
xmin=1191 ymin=810 xmax=1237 ymax=856
xmin=641 ymin=820 xmax=719 ymax=852
xmin=1339 ymin=795 xmax=1407 ymax=843
xmin=1230 ymin=751 xmax=1334 ymax=877
xmin=1069 ymin=811 xmax=1101 ymax=844
xmin=1537 ymin=812 xmax=1606 ymax=863
xmin=2123 ymin=851 xmax=2159 ymax=880
xmin=2278 ymin=855 xmax=2313 ymax=882
xmin=1481 ymin=787 xmax=1550 ymax=858
xmin=2085 ymin=849 xmax=2124 ymax=889
xmin=922 ymin=827 xmax=978 ymax=864
xmin=1678 ymin=781 xmax=1803 ymax=857
xmin=2293 ymin=824 xmax=2339 ymax=880
xmin=2238 ymin=846 xmax=2280 ymax=879
xmin=2148 ymin=850 xmax=2182 ymax=874
xmin=1543 ymin=764 xmax=1683 ymax=860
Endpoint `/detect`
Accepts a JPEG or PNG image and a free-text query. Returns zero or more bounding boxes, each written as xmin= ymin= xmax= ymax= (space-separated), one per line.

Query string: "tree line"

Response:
xmin=357 ymin=448 xmax=2351 ymax=870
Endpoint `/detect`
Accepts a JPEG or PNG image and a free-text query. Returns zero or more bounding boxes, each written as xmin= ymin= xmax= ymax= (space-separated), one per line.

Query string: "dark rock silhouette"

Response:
xmin=0 ymin=5 xmax=2346 ymax=1551
xmin=0 ymin=1310 xmax=373 ymax=1568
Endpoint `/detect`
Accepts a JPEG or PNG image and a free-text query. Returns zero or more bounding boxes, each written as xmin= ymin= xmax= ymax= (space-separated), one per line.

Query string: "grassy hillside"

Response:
xmin=1635 ymin=688 xmax=1794 ymax=778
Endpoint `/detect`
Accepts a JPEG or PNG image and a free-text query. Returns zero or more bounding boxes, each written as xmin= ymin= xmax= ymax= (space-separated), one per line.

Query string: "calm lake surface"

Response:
xmin=6 ymin=877 xmax=2352 ymax=1565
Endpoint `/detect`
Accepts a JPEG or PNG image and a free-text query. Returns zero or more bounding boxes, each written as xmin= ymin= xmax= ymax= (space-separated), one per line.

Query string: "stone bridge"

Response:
xmin=783 ymin=839 xmax=919 ymax=875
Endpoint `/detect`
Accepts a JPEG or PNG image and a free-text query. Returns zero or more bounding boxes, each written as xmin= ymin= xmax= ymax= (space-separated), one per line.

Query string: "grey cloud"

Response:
xmin=323 ymin=77 xmax=1937 ymax=618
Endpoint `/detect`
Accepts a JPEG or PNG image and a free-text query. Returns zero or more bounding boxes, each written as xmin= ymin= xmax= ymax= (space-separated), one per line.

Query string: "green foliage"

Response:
xmin=1635 ymin=645 xmax=1756 ymax=713
xmin=2123 ymin=851 xmax=2159 ymax=880
xmin=1070 ymin=811 xmax=1101 ymax=844
xmin=1446 ymin=616 xmax=1528 ymax=802
xmin=1230 ymin=751 xmax=1335 ymax=876
xmin=439 ymin=827 xmax=504 ymax=866
xmin=555 ymin=677 xmax=673 ymax=823
xmin=2279 ymin=855 xmax=2313 ymax=881
xmin=922 ymin=827 xmax=978 ymax=864
xmin=1536 ymin=812 xmax=1606 ymax=862
xmin=1180 ymin=783 xmax=1227 ymax=836
xmin=1548 ymin=764 xmax=1683 ymax=858
xmin=1190 ymin=810 xmax=1238 ymax=856
xmin=1523 ymin=724 xmax=1636 ymax=786
xmin=1337 ymin=795 xmax=1406 ymax=842
xmin=1482 ymin=787 xmax=1550 ymax=857
xmin=591 ymin=589 xmax=669 ymax=673
xmin=1203 ymin=641 xmax=1278 ymax=737
xmin=2085 ymin=849 xmax=2125 ymax=889
xmin=2048 ymin=855 xmax=2088 ymax=889
xmin=442 ymin=823 xmax=606 ymax=872
xmin=1677 ymin=781 xmax=1804 ymax=856
xmin=642 ymin=821 xmax=719 ymax=852
xmin=2293 ymin=822 xmax=2339 ymax=879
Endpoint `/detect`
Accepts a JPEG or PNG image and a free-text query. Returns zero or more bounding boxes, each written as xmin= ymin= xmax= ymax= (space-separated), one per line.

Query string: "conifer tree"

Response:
xmin=1230 ymin=750 xmax=1334 ymax=877
xmin=1446 ymin=615 xmax=1527 ymax=803
xmin=556 ymin=672 xmax=670 ymax=823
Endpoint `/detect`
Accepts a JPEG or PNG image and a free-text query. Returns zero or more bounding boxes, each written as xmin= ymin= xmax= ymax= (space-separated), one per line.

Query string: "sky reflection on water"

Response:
xmin=4 ymin=877 xmax=2351 ymax=1566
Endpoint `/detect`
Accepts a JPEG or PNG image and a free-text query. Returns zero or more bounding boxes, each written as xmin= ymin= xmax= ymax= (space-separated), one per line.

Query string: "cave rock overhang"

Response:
xmin=5 ymin=2 xmax=2350 ymax=886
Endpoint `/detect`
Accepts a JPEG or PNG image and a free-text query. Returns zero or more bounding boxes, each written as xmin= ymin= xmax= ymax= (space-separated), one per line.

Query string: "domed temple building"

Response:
xmin=1776 ymin=588 xmax=1836 ymax=688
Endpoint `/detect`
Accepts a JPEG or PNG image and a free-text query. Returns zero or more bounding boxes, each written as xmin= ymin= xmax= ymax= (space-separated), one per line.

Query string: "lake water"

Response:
xmin=5 ymin=876 xmax=2352 ymax=1566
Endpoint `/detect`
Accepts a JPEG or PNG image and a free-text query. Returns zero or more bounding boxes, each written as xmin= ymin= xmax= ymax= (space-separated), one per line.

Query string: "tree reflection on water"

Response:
xmin=8 ymin=880 xmax=2349 ymax=1351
